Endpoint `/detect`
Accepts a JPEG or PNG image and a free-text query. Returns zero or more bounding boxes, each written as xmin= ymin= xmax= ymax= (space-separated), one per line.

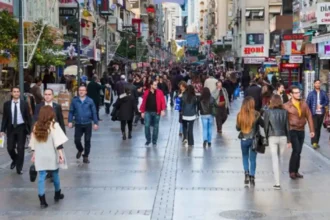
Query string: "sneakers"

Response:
xmin=145 ymin=142 xmax=150 ymax=147
xmin=76 ymin=151 xmax=82 ymax=159
xmin=273 ymin=185 xmax=281 ymax=190
xmin=83 ymin=157 xmax=90 ymax=164
xmin=182 ymin=139 xmax=188 ymax=144
xmin=312 ymin=143 xmax=320 ymax=149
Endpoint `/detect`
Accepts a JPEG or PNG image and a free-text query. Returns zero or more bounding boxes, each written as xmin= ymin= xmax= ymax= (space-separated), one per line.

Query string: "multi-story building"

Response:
xmin=162 ymin=2 xmax=182 ymax=45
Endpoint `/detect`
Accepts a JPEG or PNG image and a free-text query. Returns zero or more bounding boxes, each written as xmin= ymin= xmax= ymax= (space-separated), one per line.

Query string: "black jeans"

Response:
xmin=182 ymin=120 xmax=195 ymax=146
xmin=134 ymin=113 xmax=144 ymax=124
xmin=215 ymin=106 xmax=228 ymax=132
xmin=289 ymin=130 xmax=305 ymax=173
xmin=121 ymin=120 xmax=133 ymax=133
xmin=311 ymin=114 xmax=324 ymax=145
xmin=105 ymin=103 xmax=111 ymax=115
xmin=7 ymin=124 xmax=27 ymax=172
xmin=95 ymin=103 xmax=100 ymax=120
xmin=74 ymin=123 xmax=92 ymax=157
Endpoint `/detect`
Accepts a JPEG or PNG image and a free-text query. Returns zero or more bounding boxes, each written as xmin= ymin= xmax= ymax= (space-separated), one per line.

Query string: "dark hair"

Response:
xmin=201 ymin=87 xmax=211 ymax=103
xmin=11 ymin=86 xmax=20 ymax=92
xmin=128 ymin=78 xmax=133 ymax=83
xmin=92 ymin=75 xmax=98 ymax=81
xmin=314 ymin=79 xmax=321 ymax=83
xmin=289 ymin=85 xmax=299 ymax=93
xmin=35 ymin=77 xmax=42 ymax=83
xmin=276 ymin=82 xmax=284 ymax=90
xmin=269 ymin=94 xmax=283 ymax=109
xmin=178 ymin=81 xmax=187 ymax=89
xmin=44 ymin=88 xmax=54 ymax=94
xmin=149 ymin=79 xmax=157 ymax=87
xmin=79 ymin=85 xmax=87 ymax=90
xmin=185 ymin=85 xmax=196 ymax=103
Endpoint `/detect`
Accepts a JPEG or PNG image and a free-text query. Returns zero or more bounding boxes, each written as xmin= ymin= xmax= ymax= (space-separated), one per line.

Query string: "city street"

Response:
xmin=0 ymin=99 xmax=330 ymax=220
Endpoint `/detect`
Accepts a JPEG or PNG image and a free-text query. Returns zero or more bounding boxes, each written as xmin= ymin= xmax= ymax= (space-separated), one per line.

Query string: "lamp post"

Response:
xmin=75 ymin=0 xmax=81 ymax=86
xmin=18 ymin=0 xmax=24 ymax=97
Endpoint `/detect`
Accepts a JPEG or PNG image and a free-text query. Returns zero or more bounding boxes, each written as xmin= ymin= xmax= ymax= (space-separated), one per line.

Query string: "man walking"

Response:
xmin=87 ymin=75 xmax=105 ymax=121
xmin=1 ymin=87 xmax=31 ymax=174
xmin=244 ymin=80 xmax=262 ymax=111
xmin=204 ymin=72 xmax=218 ymax=94
xmin=68 ymin=85 xmax=99 ymax=164
xmin=283 ymin=86 xmax=314 ymax=179
xmin=212 ymin=81 xmax=230 ymax=133
xmin=140 ymin=80 xmax=166 ymax=147
xmin=31 ymin=77 xmax=43 ymax=105
xmin=306 ymin=79 xmax=329 ymax=149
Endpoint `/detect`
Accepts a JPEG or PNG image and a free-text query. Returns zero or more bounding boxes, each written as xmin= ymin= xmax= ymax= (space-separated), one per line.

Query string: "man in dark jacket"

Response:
xmin=125 ymin=78 xmax=138 ymax=105
xmin=115 ymin=75 xmax=128 ymax=96
xmin=245 ymin=81 xmax=262 ymax=111
xmin=87 ymin=75 xmax=105 ymax=121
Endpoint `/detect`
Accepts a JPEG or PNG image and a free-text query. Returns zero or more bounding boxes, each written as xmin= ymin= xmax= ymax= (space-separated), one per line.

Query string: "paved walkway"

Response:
xmin=0 ymin=99 xmax=330 ymax=220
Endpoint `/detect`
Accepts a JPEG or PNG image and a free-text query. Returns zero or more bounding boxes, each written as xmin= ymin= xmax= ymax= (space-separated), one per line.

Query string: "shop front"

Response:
xmin=242 ymin=45 xmax=267 ymax=76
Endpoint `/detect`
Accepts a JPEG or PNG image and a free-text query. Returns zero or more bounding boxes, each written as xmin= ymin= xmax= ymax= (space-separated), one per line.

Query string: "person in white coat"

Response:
xmin=30 ymin=105 xmax=68 ymax=209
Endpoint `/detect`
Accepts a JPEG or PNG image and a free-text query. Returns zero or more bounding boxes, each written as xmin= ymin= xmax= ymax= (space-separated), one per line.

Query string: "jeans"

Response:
xmin=121 ymin=120 xmax=133 ymax=133
xmin=311 ymin=114 xmax=324 ymax=145
xmin=179 ymin=123 xmax=183 ymax=133
xmin=144 ymin=112 xmax=160 ymax=144
xmin=134 ymin=113 xmax=144 ymax=124
xmin=241 ymin=139 xmax=257 ymax=176
xmin=74 ymin=123 xmax=92 ymax=157
xmin=201 ymin=115 xmax=213 ymax=143
xmin=182 ymin=120 xmax=195 ymax=146
xmin=289 ymin=130 xmax=305 ymax=173
xmin=269 ymin=136 xmax=287 ymax=185
xmin=215 ymin=106 xmax=227 ymax=132
xmin=105 ymin=103 xmax=111 ymax=115
xmin=38 ymin=169 xmax=60 ymax=196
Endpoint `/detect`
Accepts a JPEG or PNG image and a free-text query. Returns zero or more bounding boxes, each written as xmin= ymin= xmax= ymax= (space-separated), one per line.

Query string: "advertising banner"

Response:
xmin=242 ymin=45 xmax=266 ymax=57
xmin=317 ymin=2 xmax=330 ymax=25
xmin=246 ymin=34 xmax=264 ymax=45
xmin=281 ymin=34 xmax=305 ymax=55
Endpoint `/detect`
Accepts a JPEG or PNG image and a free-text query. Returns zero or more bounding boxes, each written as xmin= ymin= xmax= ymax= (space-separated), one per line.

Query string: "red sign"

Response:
xmin=0 ymin=2 xmax=13 ymax=13
xmin=283 ymin=34 xmax=304 ymax=41
xmin=243 ymin=46 xmax=264 ymax=56
xmin=206 ymin=40 xmax=213 ymax=45
xmin=282 ymin=63 xmax=300 ymax=68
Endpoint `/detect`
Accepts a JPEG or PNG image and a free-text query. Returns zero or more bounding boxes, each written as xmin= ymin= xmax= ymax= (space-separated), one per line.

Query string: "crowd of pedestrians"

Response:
xmin=0 ymin=65 xmax=329 ymax=209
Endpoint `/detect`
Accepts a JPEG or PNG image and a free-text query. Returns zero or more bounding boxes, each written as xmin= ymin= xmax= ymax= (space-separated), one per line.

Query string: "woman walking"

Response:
xmin=113 ymin=88 xmax=137 ymax=140
xmin=264 ymin=94 xmax=291 ymax=190
xmin=199 ymin=87 xmax=216 ymax=147
xmin=181 ymin=85 xmax=199 ymax=147
xmin=30 ymin=106 xmax=68 ymax=208
xmin=236 ymin=97 xmax=264 ymax=186
xmin=178 ymin=81 xmax=187 ymax=136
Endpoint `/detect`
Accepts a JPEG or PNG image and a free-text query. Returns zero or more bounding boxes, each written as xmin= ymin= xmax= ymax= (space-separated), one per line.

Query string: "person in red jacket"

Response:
xmin=140 ymin=80 xmax=166 ymax=147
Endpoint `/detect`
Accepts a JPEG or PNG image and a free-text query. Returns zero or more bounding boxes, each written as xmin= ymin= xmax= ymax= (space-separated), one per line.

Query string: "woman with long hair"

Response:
xmin=178 ymin=81 xmax=187 ymax=136
xmin=199 ymin=87 xmax=216 ymax=147
xmin=181 ymin=85 xmax=199 ymax=147
xmin=264 ymin=95 xmax=291 ymax=190
xmin=236 ymin=97 xmax=264 ymax=186
xmin=30 ymin=106 xmax=68 ymax=208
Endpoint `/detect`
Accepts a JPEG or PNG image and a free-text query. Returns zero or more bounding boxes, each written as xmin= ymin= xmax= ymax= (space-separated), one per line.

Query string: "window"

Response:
xmin=245 ymin=8 xmax=264 ymax=20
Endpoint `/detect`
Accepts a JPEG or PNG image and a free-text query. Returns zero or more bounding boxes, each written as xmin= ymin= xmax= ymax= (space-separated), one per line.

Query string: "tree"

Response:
xmin=0 ymin=11 xmax=18 ymax=63
xmin=116 ymin=33 xmax=148 ymax=61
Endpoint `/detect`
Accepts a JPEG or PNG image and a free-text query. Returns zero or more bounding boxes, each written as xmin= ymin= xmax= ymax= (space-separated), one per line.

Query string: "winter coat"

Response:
xmin=113 ymin=93 xmax=137 ymax=121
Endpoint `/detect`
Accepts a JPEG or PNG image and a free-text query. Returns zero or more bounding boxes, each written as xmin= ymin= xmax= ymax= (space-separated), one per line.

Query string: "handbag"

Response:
xmin=323 ymin=112 xmax=330 ymax=131
xmin=252 ymin=130 xmax=267 ymax=154
xmin=29 ymin=164 xmax=37 ymax=182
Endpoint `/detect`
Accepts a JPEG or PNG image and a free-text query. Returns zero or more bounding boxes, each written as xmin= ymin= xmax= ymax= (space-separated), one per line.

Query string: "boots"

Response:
xmin=244 ymin=171 xmax=249 ymax=184
xmin=128 ymin=131 xmax=132 ymax=139
xmin=83 ymin=157 xmax=90 ymax=164
xmin=250 ymin=176 xmax=255 ymax=186
xmin=38 ymin=195 xmax=48 ymax=209
xmin=122 ymin=132 xmax=126 ymax=140
xmin=54 ymin=189 xmax=65 ymax=202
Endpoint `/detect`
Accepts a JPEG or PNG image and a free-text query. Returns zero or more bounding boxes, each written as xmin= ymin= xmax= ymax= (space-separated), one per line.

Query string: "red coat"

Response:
xmin=140 ymin=89 xmax=166 ymax=114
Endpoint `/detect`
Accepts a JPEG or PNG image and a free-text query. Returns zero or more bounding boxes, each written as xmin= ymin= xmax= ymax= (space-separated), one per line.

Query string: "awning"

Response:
xmin=312 ymin=33 xmax=330 ymax=44
xmin=304 ymin=30 xmax=315 ymax=36
xmin=269 ymin=6 xmax=281 ymax=14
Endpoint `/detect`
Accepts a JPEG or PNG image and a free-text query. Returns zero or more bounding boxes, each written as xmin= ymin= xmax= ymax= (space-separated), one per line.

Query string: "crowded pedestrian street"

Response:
xmin=0 ymin=99 xmax=329 ymax=220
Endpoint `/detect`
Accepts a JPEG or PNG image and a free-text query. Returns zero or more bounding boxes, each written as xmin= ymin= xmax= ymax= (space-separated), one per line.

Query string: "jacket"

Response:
xmin=245 ymin=84 xmax=262 ymax=111
xmin=68 ymin=96 xmax=98 ymax=125
xmin=204 ymin=77 xmax=218 ymax=94
xmin=140 ymin=89 xmax=166 ymax=114
xmin=1 ymin=99 xmax=32 ymax=134
xmin=113 ymin=93 xmax=137 ymax=121
xmin=30 ymin=85 xmax=43 ymax=104
xmin=283 ymin=100 xmax=314 ymax=132
xmin=273 ymin=90 xmax=289 ymax=104
xmin=236 ymin=111 xmax=264 ymax=139
xmin=306 ymin=90 xmax=329 ymax=115
xmin=199 ymin=97 xmax=216 ymax=115
xmin=115 ymin=80 xmax=128 ymax=95
xmin=180 ymin=93 xmax=199 ymax=117
xmin=87 ymin=80 xmax=104 ymax=105
xmin=264 ymin=108 xmax=290 ymax=142
xmin=212 ymin=88 xmax=230 ymax=110
xmin=125 ymin=83 xmax=139 ymax=105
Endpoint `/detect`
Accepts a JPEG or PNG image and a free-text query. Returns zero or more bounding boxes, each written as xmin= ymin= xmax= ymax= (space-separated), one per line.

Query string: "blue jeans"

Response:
xmin=241 ymin=139 xmax=257 ymax=176
xmin=38 ymin=169 xmax=61 ymax=196
xmin=179 ymin=123 xmax=183 ymax=133
xmin=201 ymin=115 xmax=213 ymax=143
xmin=144 ymin=112 xmax=160 ymax=144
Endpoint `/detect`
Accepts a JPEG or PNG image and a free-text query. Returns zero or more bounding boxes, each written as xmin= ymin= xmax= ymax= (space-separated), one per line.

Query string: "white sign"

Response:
xmin=289 ymin=55 xmax=303 ymax=63
xmin=317 ymin=3 xmax=330 ymax=25
xmin=243 ymin=57 xmax=265 ymax=64
xmin=300 ymin=5 xmax=317 ymax=28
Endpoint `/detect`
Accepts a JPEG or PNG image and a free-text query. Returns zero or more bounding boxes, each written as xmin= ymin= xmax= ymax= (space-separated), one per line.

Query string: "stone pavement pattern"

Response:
xmin=0 ymin=100 xmax=330 ymax=220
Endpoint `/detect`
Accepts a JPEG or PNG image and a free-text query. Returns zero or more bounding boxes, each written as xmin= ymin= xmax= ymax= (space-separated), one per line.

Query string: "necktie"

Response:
xmin=13 ymin=102 xmax=17 ymax=128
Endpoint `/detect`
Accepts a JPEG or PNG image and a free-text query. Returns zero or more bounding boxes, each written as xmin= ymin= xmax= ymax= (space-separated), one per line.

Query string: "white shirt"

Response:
xmin=11 ymin=99 xmax=24 ymax=125
xmin=316 ymin=92 xmax=322 ymax=114
xmin=45 ymin=102 xmax=53 ymax=107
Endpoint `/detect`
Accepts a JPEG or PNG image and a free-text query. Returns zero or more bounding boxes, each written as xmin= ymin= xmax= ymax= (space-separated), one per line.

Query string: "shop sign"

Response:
xmin=243 ymin=46 xmax=265 ymax=57
xmin=59 ymin=7 xmax=77 ymax=17
xmin=317 ymin=3 xmax=330 ymax=25
xmin=100 ymin=0 xmax=114 ymax=16
xmin=281 ymin=34 xmax=304 ymax=55
xmin=243 ymin=57 xmax=265 ymax=64
xmin=282 ymin=63 xmax=300 ymax=68
xmin=305 ymin=43 xmax=317 ymax=54
xmin=283 ymin=34 xmax=304 ymax=40
xmin=289 ymin=55 xmax=303 ymax=63
xmin=300 ymin=5 xmax=317 ymax=28
xmin=318 ymin=41 xmax=330 ymax=59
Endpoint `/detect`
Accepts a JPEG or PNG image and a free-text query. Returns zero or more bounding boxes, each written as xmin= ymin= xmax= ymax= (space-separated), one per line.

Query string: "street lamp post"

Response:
xmin=75 ymin=0 xmax=81 ymax=86
xmin=18 ymin=0 xmax=24 ymax=97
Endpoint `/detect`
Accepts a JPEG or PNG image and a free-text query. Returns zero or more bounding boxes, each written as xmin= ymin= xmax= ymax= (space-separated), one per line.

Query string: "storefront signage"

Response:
xmin=317 ymin=3 xmax=330 ymax=25
xmin=305 ymin=43 xmax=317 ymax=54
xmin=243 ymin=57 xmax=265 ymax=64
xmin=100 ymin=0 xmax=114 ymax=15
xmin=246 ymin=33 xmax=264 ymax=45
xmin=283 ymin=34 xmax=304 ymax=40
xmin=282 ymin=63 xmax=300 ymax=68
xmin=318 ymin=41 xmax=330 ymax=59
xmin=300 ymin=5 xmax=317 ymax=28
xmin=281 ymin=34 xmax=304 ymax=55
xmin=59 ymin=7 xmax=77 ymax=17
xmin=289 ymin=55 xmax=303 ymax=63
xmin=243 ymin=46 xmax=265 ymax=57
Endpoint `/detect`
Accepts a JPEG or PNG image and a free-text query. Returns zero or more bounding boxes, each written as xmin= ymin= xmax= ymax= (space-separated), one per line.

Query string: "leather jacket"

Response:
xmin=237 ymin=111 xmax=264 ymax=139
xmin=283 ymin=100 xmax=314 ymax=132
xmin=263 ymin=108 xmax=290 ymax=142
xmin=199 ymin=97 xmax=215 ymax=115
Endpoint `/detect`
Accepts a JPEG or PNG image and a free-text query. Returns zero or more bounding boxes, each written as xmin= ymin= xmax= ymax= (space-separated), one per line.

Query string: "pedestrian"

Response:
xmin=115 ymin=75 xmax=128 ymax=96
xmin=178 ymin=81 xmax=188 ymax=136
xmin=264 ymin=94 xmax=291 ymax=190
xmin=42 ymin=69 xmax=51 ymax=89
xmin=163 ymin=74 xmax=172 ymax=104
xmin=31 ymin=77 xmax=43 ymax=105
xmin=134 ymin=86 xmax=145 ymax=126
xmin=283 ymin=86 xmax=314 ymax=179
xmin=244 ymin=80 xmax=262 ymax=112
xmin=0 ymin=87 xmax=32 ymax=175
xmin=158 ymin=76 xmax=169 ymax=104
xmin=30 ymin=106 xmax=67 ymax=208
xmin=236 ymin=96 xmax=264 ymax=186
xmin=113 ymin=88 xmax=137 ymax=140
xmin=68 ymin=85 xmax=99 ymax=164
xmin=212 ymin=81 xmax=230 ymax=133
xmin=140 ymin=80 xmax=166 ymax=147
xmin=104 ymin=85 xmax=114 ymax=115
xmin=306 ymin=79 xmax=329 ymax=149
xmin=181 ymin=85 xmax=198 ymax=147
xmin=87 ymin=75 xmax=106 ymax=121
xmin=241 ymin=70 xmax=251 ymax=93
xmin=199 ymin=87 xmax=216 ymax=147
xmin=273 ymin=83 xmax=289 ymax=104
xmin=203 ymin=72 xmax=218 ymax=94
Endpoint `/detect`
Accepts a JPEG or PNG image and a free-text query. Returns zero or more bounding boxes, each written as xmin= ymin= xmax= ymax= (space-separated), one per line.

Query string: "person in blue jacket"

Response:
xmin=68 ymin=85 xmax=99 ymax=164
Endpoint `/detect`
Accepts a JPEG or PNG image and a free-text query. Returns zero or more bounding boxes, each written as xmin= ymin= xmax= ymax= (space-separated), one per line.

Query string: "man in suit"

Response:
xmin=87 ymin=75 xmax=104 ymax=121
xmin=0 ymin=87 xmax=32 ymax=174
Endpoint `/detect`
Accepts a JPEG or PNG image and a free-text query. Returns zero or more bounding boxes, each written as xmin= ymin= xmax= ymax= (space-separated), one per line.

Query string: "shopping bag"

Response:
xmin=175 ymin=97 xmax=181 ymax=111
xmin=0 ymin=136 xmax=5 ymax=148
